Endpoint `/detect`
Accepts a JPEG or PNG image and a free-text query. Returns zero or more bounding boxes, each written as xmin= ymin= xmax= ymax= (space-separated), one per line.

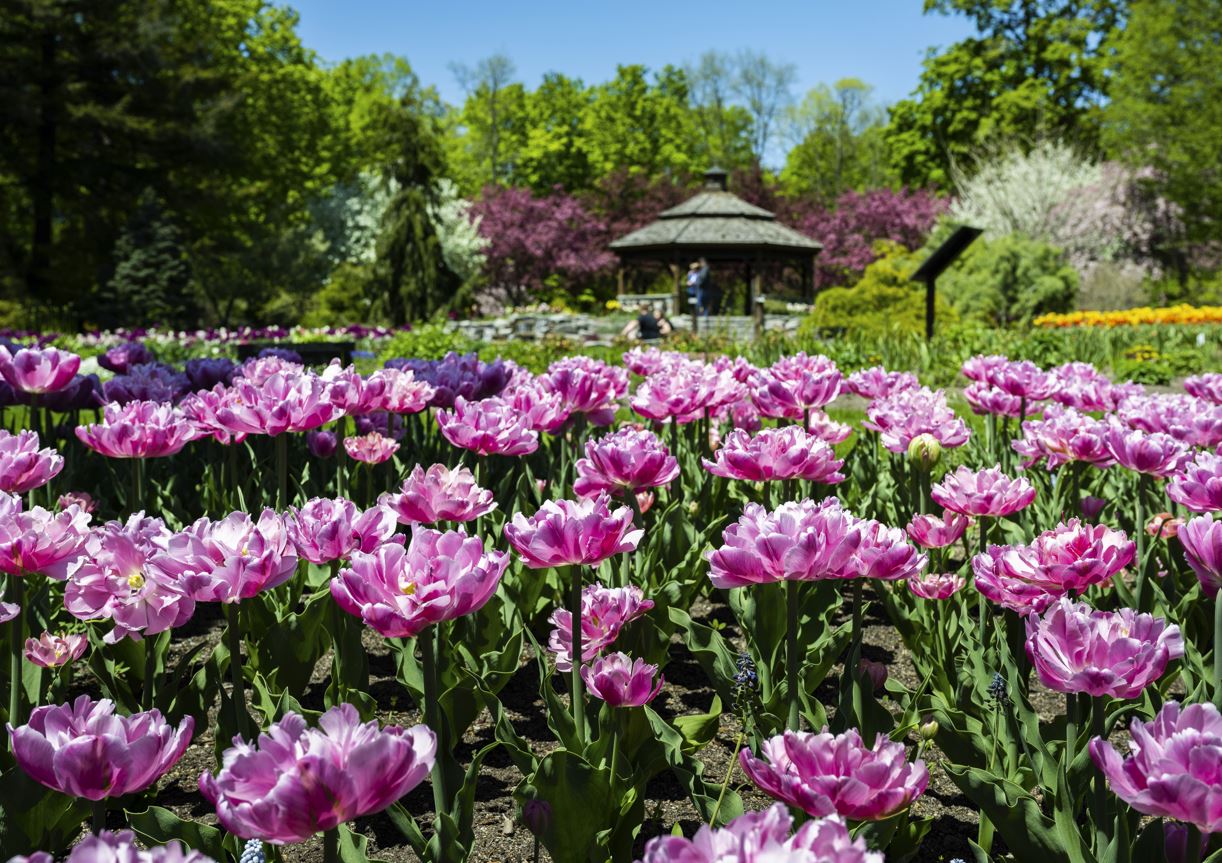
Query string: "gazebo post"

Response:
xmin=616 ymin=267 xmax=624 ymax=305
xmin=743 ymin=261 xmax=753 ymax=316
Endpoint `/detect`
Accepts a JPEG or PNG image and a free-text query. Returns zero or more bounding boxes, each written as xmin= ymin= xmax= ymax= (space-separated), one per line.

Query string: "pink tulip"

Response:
xmin=972 ymin=520 xmax=1135 ymax=614
xmin=0 ymin=494 xmax=91 ymax=578
xmin=331 ymin=527 xmax=508 ymax=638
xmin=1090 ymin=701 xmax=1222 ymax=834
xmin=505 ymin=495 xmax=641 ymax=569
xmin=1025 ymin=598 xmax=1183 ymax=699
xmin=908 ymin=571 xmax=966 ymax=600
xmin=1186 ymin=373 xmax=1222 ymax=405
xmin=57 ymin=491 xmax=96 ymax=513
xmin=64 ymin=513 xmax=195 ymax=643
xmin=639 ymin=804 xmax=881 ymax=863
xmin=1105 ymin=422 xmax=1193 ymax=478
xmin=707 ymin=500 xmax=862 ymax=588
xmin=1168 ymin=450 xmax=1222 ymax=513
xmin=845 ymin=366 xmax=919 ymax=400
xmin=547 ymin=584 xmax=654 ymax=671
xmin=581 ymin=652 xmax=663 ymax=706
xmin=1146 ymin=512 xmax=1185 ymax=540
xmin=856 ymin=519 xmax=929 ymax=582
xmin=632 ymin=363 xmax=741 ymax=424
xmin=931 ymin=465 xmax=1035 ymax=518
xmin=750 ymin=353 xmax=842 ymax=420
xmin=740 ymin=728 xmax=928 ymax=821
xmin=200 ymin=704 xmax=436 ymax=844
xmin=964 ymin=381 xmax=1023 ymax=418
xmin=1180 ymin=513 xmax=1222 ymax=597
xmin=622 ymin=347 xmax=690 ymax=377
xmin=236 ymin=355 xmax=304 ymax=386
xmin=153 ymin=510 xmax=298 ymax=603
xmin=505 ymin=379 xmax=573 ymax=434
xmin=539 ymin=356 xmax=628 ymax=425
xmin=9 ymin=695 xmax=192 ymax=800
xmin=179 ymin=385 xmax=236 ymax=444
xmin=1119 ymin=394 xmax=1222 ymax=449
xmin=702 ymin=426 xmax=844 ymax=484
xmin=214 ymin=372 xmax=340 ymax=438
xmin=76 ymin=400 xmax=203 ymax=459
xmin=991 ymin=359 xmax=1057 ymax=402
xmin=24 ymin=632 xmax=87 ymax=668
xmin=437 ymin=396 xmax=539 ymax=456
xmin=285 ymin=498 xmax=397 ymax=565
xmin=343 ymin=432 xmax=399 ymax=464
xmin=807 ymin=409 xmax=853 ymax=444
xmin=960 ymin=354 xmax=1009 ymax=384
xmin=0 ymin=430 xmax=63 ymax=493
xmin=1012 ymin=408 xmax=1113 ymax=470
xmin=906 ymin=510 xmax=970 ymax=549
xmin=0 ymin=346 xmax=81 ymax=394
xmin=14 ymin=830 xmax=216 ymax=863
xmin=863 ymin=387 xmax=970 ymax=454
xmin=0 ymin=586 xmax=17 ymax=622
xmin=574 ymin=428 xmax=680 ymax=498
xmin=381 ymin=464 xmax=496 ymax=525
xmin=1050 ymin=362 xmax=1136 ymax=412
xmin=353 ymin=367 xmax=436 ymax=415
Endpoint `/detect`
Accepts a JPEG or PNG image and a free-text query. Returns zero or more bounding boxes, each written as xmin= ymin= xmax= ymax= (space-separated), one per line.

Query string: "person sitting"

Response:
xmin=621 ymin=303 xmax=673 ymax=342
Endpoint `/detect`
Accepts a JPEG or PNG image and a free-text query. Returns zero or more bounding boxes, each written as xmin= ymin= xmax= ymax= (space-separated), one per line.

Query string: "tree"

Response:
xmin=733 ymin=50 xmax=797 ymax=165
xmin=100 ymin=189 xmax=195 ymax=328
xmin=517 ymin=73 xmax=595 ymax=194
xmin=685 ymin=51 xmax=755 ymax=171
xmin=1103 ymin=0 xmax=1222 ymax=264
xmin=940 ymin=234 xmax=1078 ymax=325
xmin=448 ymin=54 xmax=525 ymax=189
xmin=885 ymin=0 xmax=1126 ymax=187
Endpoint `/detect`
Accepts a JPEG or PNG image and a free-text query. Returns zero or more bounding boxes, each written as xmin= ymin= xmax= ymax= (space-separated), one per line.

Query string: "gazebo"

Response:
xmin=609 ymin=167 xmax=823 ymax=323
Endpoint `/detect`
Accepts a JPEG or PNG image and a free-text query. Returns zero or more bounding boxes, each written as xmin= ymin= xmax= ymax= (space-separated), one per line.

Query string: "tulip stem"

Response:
xmin=419 ymin=626 xmax=450 ymax=816
xmin=276 ymin=433 xmax=288 ymax=510
xmin=142 ymin=638 xmax=156 ymax=711
xmin=323 ymin=827 xmax=338 ymax=863
xmin=1133 ymin=474 xmax=1147 ymax=610
xmin=786 ymin=578 xmax=802 ymax=731
xmin=129 ymin=457 xmax=144 ymax=516
xmin=224 ymin=603 xmax=250 ymax=740
xmin=7 ymin=576 xmax=24 ymax=731
xmin=569 ymin=566 xmax=586 ymax=739
xmin=1065 ymin=692 xmax=1078 ymax=767
xmin=1213 ymin=595 xmax=1222 ymax=709
xmin=1186 ymin=824 xmax=1202 ymax=863
xmin=92 ymin=799 xmax=106 ymax=835
xmin=1092 ymin=696 xmax=1110 ymax=852
xmin=849 ymin=578 xmax=864 ymax=729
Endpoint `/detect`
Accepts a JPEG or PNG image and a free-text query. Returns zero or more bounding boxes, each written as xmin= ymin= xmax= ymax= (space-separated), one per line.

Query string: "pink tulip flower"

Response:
xmin=702 ymin=427 xmax=845 ymax=484
xmin=863 ymin=387 xmax=970 ymax=454
xmin=343 ymin=432 xmax=400 ymax=464
xmin=539 ymin=356 xmax=628 ymax=425
xmin=0 ymin=346 xmax=81 ymax=394
xmin=908 ymin=571 xmax=966 ymax=600
xmin=574 ymin=428 xmax=680 ymax=498
xmin=64 ymin=513 xmax=195 ymax=644
xmin=991 ymin=359 xmax=1057 ymax=402
xmin=963 ymin=381 xmax=1023 ymax=418
xmin=632 ymin=362 xmax=742 ymax=424
xmin=931 ymin=465 xmax=1035 ymax=518
xmin=960 ymin=354 xmax=1009 ymax=384
xmin=153 ymin=510 xmax=298 ymax=604
xmin=807 ymin=409 xmax=853 ymax=445
xmin=855 ymin=519 xmax=929 ymax=582
xmin=56 ymin=491 xmax=96 ymax=513
xmin=1025 ymin=598 xmax=1183 ymax=699
xmin=639 ymin=804 xmax=881 ymax=863
xmin=331 ymin=527 xmax=508 ymax=638
xmin=1090 ymin=701 xmax=1222 ymax=834
xmin=1180 ymin=513 xmax=1222 ymax=597
xmin=437 ymin=396 xmax=539 ymax=456
xmin=214 ymin=372 xmax=340 ymax=438
xmin=1168 ymin=450 xmax=1222 ymax=513
xmin=505 ymin=379 xmax=573 ymax=434
xmin=9 ymin=695 xmax=192 ymax=800
xmin=381 ymin=464 xmax=496 ymax=525
xmin=0 ymin=586 xmax=17 ymax=623
xmin=547 ymin=584 xmax=654 ymax=671
xmin=1012 ymin=408 xmax=1113 ymax=470
xmin=1050 ymin=362 xmax=1136 ymax=412
xmin=76 ymin=400 xmax=203 ymax=459
xmin=906 ymin=510 xmax=970 ymax=549
xmin=285 ymin=498 xmax=397 ymax=565
xmin=355 ymin=367 xmax=436 ymax=415
xmin=24 ymin=632 xmax=88 ymax=668
xmin=622 ymin=347 xmax=690 ymax=377
xmin=750 ymin=353 xmax=842 ymax=420
xmin=740 ymin=728 xmax=928 ymax=821
xmin=581 ymin=652 xmax=663 ymax=706
xmin=179 ymin=385 xmax=236 ymax=444
xmin=1105 ymin=422 xmax=1193 ymax=478
xmin=707 ymin=500 xmax=861 ymax=588
xmin=14 ymin=831 xmax=216 ymax=863
xmin=845 ymin=366 xmax=919 ymax=400
xmin=0 ymin=430 xmax=63 ymax=494
xmin=505 ymin=495 xmax=642 ymax=569
xmin=1185 ymin=373 xmax=1222 ymax=405
xmin=0 ymin=494 xmax=91 ymax=578
xmin=1119 ymin=394 xmax=1222 ymax=449
xmin=236 ymin=356 xmax=304 ymax=386
xmin=200 ymin=704 xmax=436 ymax=844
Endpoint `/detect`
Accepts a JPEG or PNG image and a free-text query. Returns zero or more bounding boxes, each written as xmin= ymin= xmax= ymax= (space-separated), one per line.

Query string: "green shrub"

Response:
xmin=940 ymin=234 xmax=1078 ymax=326
xmin=376 ymin=324 xmax=478 ymax=364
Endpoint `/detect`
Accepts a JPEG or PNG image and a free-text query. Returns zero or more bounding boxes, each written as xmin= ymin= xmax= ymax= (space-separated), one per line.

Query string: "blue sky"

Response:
xmin=288 ymin=0 xmax=976 ymax=107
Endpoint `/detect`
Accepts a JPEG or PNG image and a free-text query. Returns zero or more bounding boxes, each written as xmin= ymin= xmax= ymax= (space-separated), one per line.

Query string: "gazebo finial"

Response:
xmin=703 ymin=166 xmax=728 ymax=191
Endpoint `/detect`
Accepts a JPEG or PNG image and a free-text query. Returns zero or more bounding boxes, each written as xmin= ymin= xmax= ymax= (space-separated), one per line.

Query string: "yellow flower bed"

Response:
xmin=1034 ymin=304 xmax=1222 ymax=328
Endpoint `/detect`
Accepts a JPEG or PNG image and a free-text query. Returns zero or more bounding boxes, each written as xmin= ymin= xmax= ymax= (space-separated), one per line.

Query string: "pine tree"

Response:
xmin=101 ymin=189 xmax=195 ymax=328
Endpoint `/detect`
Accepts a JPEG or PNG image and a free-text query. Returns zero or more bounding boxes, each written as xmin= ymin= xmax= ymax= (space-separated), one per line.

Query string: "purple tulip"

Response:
xmin=0 ymin=430 xmax=63 ymax=494
xmin=381 ymin=464 xmax=496 ymax=525
xmin=36 ymin=374 xmax=103 ymax=412
xmin=1090 ymin=701 xmax=1222 ymax=834
xmin=184 ymin=357 xmax=237 ymax=391
xmin=285 ymin=498 xmax=397 ymax=565
xmin=740 ymin=728 xmax=928 ymax=821
xmin=200 ymin=704 xmax=436 ymax=844
xmin=437 ymin=396 xmax=539 ymax=457
xmin=906 ymin=510 xmax=970 ymax=549
xmin=505 ymin=495 xmax=641 ymax=569
xmin=1105 ymin=421 xmax=1194 ymax=477
xmin=1186 ymin=373 xmax=1222 ymax=405
xmin=306 ymin=429 xmax=337 ymax=458
xmin=845 ymin=365 xmax=919 ymax=400
xmin=547 ymin=584 xmax=654 ymax=671
xmin=575 ymin=428 xmax=680 ymax=497
xmin=152 ymin=510 xmax=297 ymax=603
xmin=387 ymin=352 xmax=509 ymax=408
xmin=9 ymin=695 xmax=192 ymax=800
xmin=23 ymin=632 xmax=88 ymax=668
xmin=908 ymin=571 xmax=966 ymax=600
xmin=0 ymin=346 xmax=81 ymax=394
xmin=581 ymin=652 xmax=663 ymax=706
xmin=1168 ymin=450 xmax=1222 ymax=513
xmin=863 ymin=387 xmax=970 ymax=454
xmin=1180 ymin=513 xmax=1222 ymax=597
xmin=76 ymin=400 xmax=203 ymax=459
xmin=1025 ymin=598 xmax=1183 ymax=698
xmin=931 ymin=465 xmax=1035 ymax=518
xmin=15 ymin=830 xmax=217 ymax=863
xmin=103 ymin=362 xmax=190 ymax=405
xmin=0 ymin=494 xmax=91 ymax=578
xmin=331 ymin=527 xmax=507 ymax=638
xmin=703 ymin=426 xmax=844 ymax=485
xmin=1080 ymin=495 xmax=1108 ymax=521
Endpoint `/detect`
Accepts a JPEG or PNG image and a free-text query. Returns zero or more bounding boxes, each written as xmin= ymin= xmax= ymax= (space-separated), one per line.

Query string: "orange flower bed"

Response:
xmin=1034 ymin=304 xmax=1222 ymax=328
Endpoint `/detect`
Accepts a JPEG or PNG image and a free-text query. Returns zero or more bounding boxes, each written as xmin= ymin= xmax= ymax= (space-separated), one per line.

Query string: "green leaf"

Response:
xmin=127 ymin=806 xmax=236 ymax=862
xmin=520 ymin=750 xmax=616 ymax=863
xmin=672 ymin=695 xmax=723 ymax=753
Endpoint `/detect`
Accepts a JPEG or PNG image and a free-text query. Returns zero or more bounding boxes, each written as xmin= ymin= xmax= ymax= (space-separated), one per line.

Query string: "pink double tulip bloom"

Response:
xmin=9 ymin=695 xmax=192 ymax=800
xmin=1168 ymin=450 xmax=1222 ymax=513
xmin=1119 ymin=393 xmax=1222 ymax=449
xmin=505 ymin=380 xmax=573 ymax=434
xmin=908 ymin=571 xmax=966 ymax=600
xmin=991 ymin=359 xmax=1057 ymax=402
xmin=331 ymin=527 xmax=508 ymax=638
xmin=1012 ymin=408 xmax=1113 ymax=470
xmin=382 ymin=464 xmax=496 ymax=524
xmin=863 ymin=387 xmax=970 ymax=454
xmin=0 ymin=493 xmax=91 ymax=578
xmin=437 ymin=396 xmax=539 ymax=456
xmin=1185 ymin=372 xmax=1222 ymax=405
xmin=906 ymin=510 xmax=970 ymax=549
xmin=343 ymin=431 xmax=400 ymax=464
xmin=285 ymin=498 xmax=398 ymax=565
xmin=539 ymin=356 xmax=627 ymax=425
xmin=581 ymin=652 xmax=663 ymax=707
xmin=153 ymin=510 xmax=298 ymax=603
xmin=214 ymin=371 xmax=340 ymax=438
xmin=505 ymin=495 xmax=642 ymax=569
xmin=15 ymin=831 xmax=216 ymax=863
xmin=740 ymin=728 xmax=928 ymax=821
xmin=702 ymin=427 xmax=844 ymax=485
xmin=931 ymin=465 xmax=1035 ymax=518
xmin=845 ymin=365 xmax=919 ymax=400
xmin=547 ymin=584 xmax=654 ymax=671
xmin=750 ymin=353 xmax=842 ymax=421
xmin=632 ymin=362 xmax=741 ymax=424
xmin=76 ymin=400 xmax=203 ymax=459
xmin=574 ymin=428 xmax=680 ymax=498
xmin=1105 ymin=422 xmax=1193 ymax=477
xmin=24 ymin=632 xmax=88 ymax=669
xmin=1180 ymin=513 xmax=1222 ymax=597
xmin=0 ymin=430 xmax=62 ymax=494
xmin=963 ymin=382 xmax=1023 ymax=418
xmin=0 ymin=346 xmax=81 ymax=394
xmin=200 ymin=704 xmax=435 ymax=844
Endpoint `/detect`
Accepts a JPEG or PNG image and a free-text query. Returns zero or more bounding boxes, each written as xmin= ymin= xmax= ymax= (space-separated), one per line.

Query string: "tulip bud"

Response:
xmin=522 ymin=799 xmax=551 ymax=837
xmin=919 ymin=718 xmax=939 ymax=741
xmin=306 ymin=430 xmax=337 ymax=459
xmin=687 ymin=501 xmax=700 ymax=516
xmin=1079 ymin=495 xmax=1106 ymax=521
xmin=906 ymin=433 xmax=942 ymax=471
xmin=857 ymin=658 xmax=887 ymax=692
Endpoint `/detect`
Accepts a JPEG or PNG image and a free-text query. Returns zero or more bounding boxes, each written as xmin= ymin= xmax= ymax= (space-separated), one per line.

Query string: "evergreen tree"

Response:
xmin=101 ymin=189 xmax=194 ymax=328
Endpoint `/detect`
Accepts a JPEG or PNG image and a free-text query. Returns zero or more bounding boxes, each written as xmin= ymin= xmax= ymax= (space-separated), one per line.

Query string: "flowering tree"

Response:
xmin=430 ymin=179 xmax=489 ymax=283
xmin=471 ymin=185 xmax=616 ymax=306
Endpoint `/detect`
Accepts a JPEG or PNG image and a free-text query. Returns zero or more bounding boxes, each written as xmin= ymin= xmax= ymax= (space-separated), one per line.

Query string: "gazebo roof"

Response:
xmin=609 ymin=167 xmax=822 ymax=260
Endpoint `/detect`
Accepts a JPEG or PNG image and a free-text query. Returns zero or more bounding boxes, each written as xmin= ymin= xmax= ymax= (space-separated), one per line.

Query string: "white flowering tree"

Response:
xmin=429 ymin=179 xmax=489 ymax=284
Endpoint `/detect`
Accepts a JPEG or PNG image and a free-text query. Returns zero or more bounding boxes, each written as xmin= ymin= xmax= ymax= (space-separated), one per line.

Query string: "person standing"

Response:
xmin=696 ymin=257 xmax=721 ymax=316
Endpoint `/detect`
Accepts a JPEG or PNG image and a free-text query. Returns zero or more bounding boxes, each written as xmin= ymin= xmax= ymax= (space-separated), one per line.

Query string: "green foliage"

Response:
xmin=99 ymin=190 xmax=196 ymax=329
xmin=376 ymin=324 xmax=478 ymax=364
xmin=801 ymin=242 xmax=957 ymax=337
xmin=940 ymin=233 xmax=1078 ymax=326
